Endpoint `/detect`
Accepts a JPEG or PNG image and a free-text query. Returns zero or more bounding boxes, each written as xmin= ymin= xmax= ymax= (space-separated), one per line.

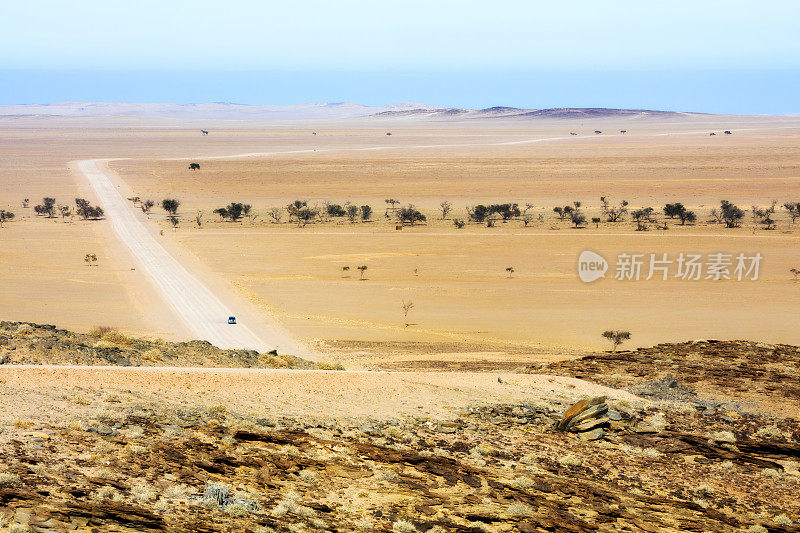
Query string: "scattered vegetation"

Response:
xmin=601 ymin=196 xmax=629 ymax=222
xmin=713 ymin=200 xmax=745 ymax=228
xmin=0 ymin=209 xmax=14 ymax=227
xmin=161 ymin=198 xmax=180 ymax=215
xmin=602 ymin=330 xmax=631 ymax=351
xmin=401 ymin=300 xmax=414 ymax=327
xmin=397 ymin=205 xmax=426 ymax=225
xmin=34 ymin=197 xmax=56 ymax=217
xmin=214 ymin=202 xmax=251 ymax=222
xmin=75 ymin=198 xmax=104 ymax=220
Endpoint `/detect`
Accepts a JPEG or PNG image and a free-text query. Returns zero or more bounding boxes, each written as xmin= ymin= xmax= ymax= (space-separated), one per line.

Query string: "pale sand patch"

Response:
xmin=0 ymin=365 xmax=640 ymax=421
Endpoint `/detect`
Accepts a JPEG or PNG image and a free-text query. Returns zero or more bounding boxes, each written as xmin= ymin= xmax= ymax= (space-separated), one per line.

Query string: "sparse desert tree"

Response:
xmin=0 ymin=210 xmax=14 ymax=227
xmin=161 ymin=198 xmax=180 ymax=215
xmin=401 ymin=300 xmax=414 ymax=327
xmin=141 ymin=200 xmax=155 ymax=214
xmin=384 ymin=198 xmax=400 ymax=214
xmin=189 ymin=162 xmax=200 ymax=170
xmin=127 ymin=196 xmax=141 ymax=206
xmin=341 ymin=266 xmax=350 ymax=277
xmin=453 ymin=218 xmax=465 ymax=228
xmin=602 ymin=330 xmax=631 ymax=352
xmin=195 ymin=211 xmax=203 ymax=228
xmin=75 ymin=198 xmax=104 ymax=220
xmin=601 ymin=196 xmax=629 ymax=222
xmin=346 ymin=203 xmax=360 ymax=223
xmin=286 ymin=200 xmax=308 ymax=222
xmin=631 ymin=207 xmax=654 ymax=231
xmin=357 ymin=265 xmax=368 ymax=280
xmin=467 ymin=205 xmax=490 ymax=223
xmin=754 ymin=206 xmax=777 ymax=230
xmin=326 ymin=203 xmax=347 ymax=218
xmin=268 ymin=207 xmax=283 ymax=223
xmin=592 ymin=217 xmax=601 ymax=228
xmin=440 ymin=200 xmax=452 ymax=219
xmin=505 ymin=266 xmax=515 ymax=278
xmin=397 ymin=205 xmax=426 ymax=225
xmin=570 ymin=209 xmax=587 ymax=228
xmin=242 ymin=204 xmax=252 ymax=219
xmin=296 ymin=206 xmax=319 ymax=227
xmin=22 ymin=198 xmax=29 ymax=208
xmin=553 ymin=205 xmax=574 ymax=220
xmin=663 ymin=203 xmax=683 ymax=219
xmin=34 ymin=197 xmax=57 ymax=218
xmin=360 ymin=205 xmax=372 ymax=221
xmin=216 ymin=202 xmax=244 ymax=221
xmin=719 ymin=200 xmax=744 ymax=228
xmin=783 ymin=202 xmax=800 ymax=223
xmin=522 ymin=212 xmax=534 ymax=227
xmin=58 ymin=205 xmax=72 ymax=221
xmin=664 ymin=203 xmax=697 ymax=225
xmin=169 ymin=215 xmax=180 ymax=228
xmin=790 ymin=268 xmax=799 ymax=281
xmin=489 ymin=203 xmax=520 ymax=221
xmin=84 ymin=253 xmax=98 ymax=265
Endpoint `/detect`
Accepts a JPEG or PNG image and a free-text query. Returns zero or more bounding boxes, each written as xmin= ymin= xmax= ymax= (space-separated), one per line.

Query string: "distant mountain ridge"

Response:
xmin=373 ymin=107 xmax=700 ymax=119
xmin=0 ymin=102 xmax=702 ymax=120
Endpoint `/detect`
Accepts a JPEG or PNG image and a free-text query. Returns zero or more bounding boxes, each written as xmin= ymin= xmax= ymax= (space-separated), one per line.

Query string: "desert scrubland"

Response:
xmin=93 ymin=115 xmax=800 ymax=362
xmin=1 ymin=113 xmax=800 ymax=531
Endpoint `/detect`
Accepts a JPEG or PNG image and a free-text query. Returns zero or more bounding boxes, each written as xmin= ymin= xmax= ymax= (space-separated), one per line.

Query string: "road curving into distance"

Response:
xmin=75 ymin=158 xmax=304 ymax=355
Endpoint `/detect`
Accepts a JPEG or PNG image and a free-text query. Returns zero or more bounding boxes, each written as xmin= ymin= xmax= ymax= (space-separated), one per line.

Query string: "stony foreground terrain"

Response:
xmin=0 ymin=322 xmax=336 ymax=370
xmin=0 ymin=324 xmax=798 ymax=531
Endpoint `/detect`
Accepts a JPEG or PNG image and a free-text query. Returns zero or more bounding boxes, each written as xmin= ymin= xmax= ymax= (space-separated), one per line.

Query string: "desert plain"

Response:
xmin=0 ymin=110 xmax=799 ymax=532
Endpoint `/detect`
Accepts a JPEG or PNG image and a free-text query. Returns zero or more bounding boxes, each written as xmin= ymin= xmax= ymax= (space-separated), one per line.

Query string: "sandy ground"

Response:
xmin=76 ymin=159 xmax=304 ymax=354
xmin=0 ymin=365 xmax=640 ymax=423
xmin=1 ymin=114 xmax=799 ymax=360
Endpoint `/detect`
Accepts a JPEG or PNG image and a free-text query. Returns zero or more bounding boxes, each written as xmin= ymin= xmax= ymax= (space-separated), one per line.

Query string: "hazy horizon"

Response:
xmin=2 ymin=1 xmax=800 ymax=115
xmin=2 ymin=68 xmax=800 ymax=115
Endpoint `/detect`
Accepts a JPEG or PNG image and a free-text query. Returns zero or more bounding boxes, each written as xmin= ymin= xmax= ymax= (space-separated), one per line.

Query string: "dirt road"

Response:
xmin=75 ymin=159 xmax=304 ymax=354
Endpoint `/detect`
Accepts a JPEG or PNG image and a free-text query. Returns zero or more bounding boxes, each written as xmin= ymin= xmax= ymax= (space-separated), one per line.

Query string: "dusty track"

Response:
xmin=75 ymin=159 xmax=303 ymax=354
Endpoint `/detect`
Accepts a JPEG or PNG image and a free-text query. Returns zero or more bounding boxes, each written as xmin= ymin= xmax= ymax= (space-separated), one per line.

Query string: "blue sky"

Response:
xmin=1 ymin=1 xmax=799 ymax=112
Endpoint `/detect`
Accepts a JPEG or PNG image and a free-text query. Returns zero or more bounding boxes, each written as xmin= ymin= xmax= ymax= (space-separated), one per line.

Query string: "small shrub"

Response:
xmin=203 ymin=482 xmax=230 ymax=506
xmin=94 ymin=486 xmax=123 ymax=501
xmin=558 ymin=454 xmax=582 ymax=467
xmin=164 ymin=484 xmax=193 ymax=499
xmin=453 ymin=218 xmax=465 ymax=228
xmin=88 ymin=325 xmax=116 ymax=338
xmin=224 ymin=504 xmax=249 ymax=517
xmin=299 ymin=469 xmax=318 ymax=483
xmin=153 ymin=498 xmax=170 ymax=513
xmin=508 ymin=503 xmax=534 ymax=517
xmin=393 ymin=519 xmax=417 ymax=533
xmin=0 ymin=473 xmax=20 ymax=486
xmin=131 ymin=483 xmax=156 ymax=502
xmin=602 ymin=330 xmax=631 ymax=351
xmin=509 ymin=476 xmax=534 ymax=489
xmin=709 ymin=430 xmax=736 ymax=443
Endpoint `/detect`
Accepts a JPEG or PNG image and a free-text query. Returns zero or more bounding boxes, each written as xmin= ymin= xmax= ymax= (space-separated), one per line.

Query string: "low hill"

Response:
xmin=0 ymin=321 xmax=339 ymax=369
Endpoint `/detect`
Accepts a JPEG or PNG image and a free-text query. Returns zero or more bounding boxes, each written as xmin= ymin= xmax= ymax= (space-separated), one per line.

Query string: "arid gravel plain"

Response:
xmin=1 ymin=112 xmax=799 ymax=531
